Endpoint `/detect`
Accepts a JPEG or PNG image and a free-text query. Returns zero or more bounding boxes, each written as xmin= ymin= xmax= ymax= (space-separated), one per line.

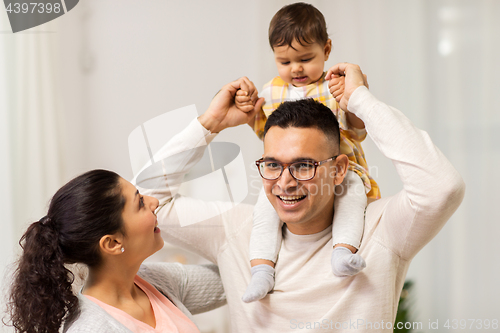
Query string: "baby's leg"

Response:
xmin=243 ymin=187 xmax=281 ymax=303
xmin=331 ymin=170 xmax=367 ymax=276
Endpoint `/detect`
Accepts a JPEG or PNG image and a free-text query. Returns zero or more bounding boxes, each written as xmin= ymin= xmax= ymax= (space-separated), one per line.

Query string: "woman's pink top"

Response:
xmin=85 ymin=276 xmax=200 ymax=333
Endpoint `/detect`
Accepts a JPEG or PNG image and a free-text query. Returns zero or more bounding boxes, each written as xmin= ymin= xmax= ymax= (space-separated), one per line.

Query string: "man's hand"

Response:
xmin=325 ymin=63 xmax=369 ymax=111
xmin=199 ymin=77 xmax=264 ymax=133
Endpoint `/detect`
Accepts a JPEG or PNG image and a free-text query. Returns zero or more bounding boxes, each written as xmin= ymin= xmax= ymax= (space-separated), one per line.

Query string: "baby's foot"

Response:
xmin=242 ymin=264 xmax=275 ymax=303
xmin=331 ymin=247 xmax=366 ymax=277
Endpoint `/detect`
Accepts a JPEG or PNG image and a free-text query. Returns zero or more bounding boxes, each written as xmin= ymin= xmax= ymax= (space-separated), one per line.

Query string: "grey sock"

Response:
xmin=242 ymin=264 xmax=275 ymax=303
xmin=331 ymin=246 xmax=366 ymax=277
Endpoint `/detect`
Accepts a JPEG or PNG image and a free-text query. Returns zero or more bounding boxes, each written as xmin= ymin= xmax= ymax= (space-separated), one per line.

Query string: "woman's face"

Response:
xmin=119 ymin=178 xmax=163 ymax=261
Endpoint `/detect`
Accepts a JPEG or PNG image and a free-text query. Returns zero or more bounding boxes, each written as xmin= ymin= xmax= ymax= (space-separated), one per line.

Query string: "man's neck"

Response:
xmin=285 ymin=217 xmax=333 ymax=235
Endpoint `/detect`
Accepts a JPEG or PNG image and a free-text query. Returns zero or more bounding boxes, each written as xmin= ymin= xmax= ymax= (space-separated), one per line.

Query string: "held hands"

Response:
xmin=325 ymin=63 xmax=369 ymax=112
xmin=235 ymin=79 xmax=259 ymax=112
xmin=199 ymin=77 xmax=264 ymax=133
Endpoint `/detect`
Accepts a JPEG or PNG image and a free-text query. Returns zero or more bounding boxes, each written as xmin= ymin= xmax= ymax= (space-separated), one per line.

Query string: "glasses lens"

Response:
xmin=260 ymin=161 xmax=282 ymax=180
xmin=290 ymin=161 xmax=315 ymax=180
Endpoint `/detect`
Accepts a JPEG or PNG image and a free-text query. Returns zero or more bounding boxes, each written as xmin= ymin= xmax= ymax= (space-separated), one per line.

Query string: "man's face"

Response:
xmin=262 ymin=126 xmax=345 ymax=235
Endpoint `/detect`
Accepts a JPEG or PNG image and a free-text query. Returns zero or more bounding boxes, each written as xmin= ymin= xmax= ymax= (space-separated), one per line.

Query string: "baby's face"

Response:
xmin=273 ymin=39 xmax=331 ymax=87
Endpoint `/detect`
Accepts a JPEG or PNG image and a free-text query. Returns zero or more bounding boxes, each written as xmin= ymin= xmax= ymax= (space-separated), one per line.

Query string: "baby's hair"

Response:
xmin=269 ymin=2 xmax=329 ymax=50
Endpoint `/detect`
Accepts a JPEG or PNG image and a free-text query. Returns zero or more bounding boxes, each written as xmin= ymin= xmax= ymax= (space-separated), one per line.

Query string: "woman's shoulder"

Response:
xmin=137 ymin=262 xmax=184 ymax=296
xmin=63 ymin=294 xmax=131 ymax=333
xmin=137 ymin=262 xmax=219 ymax=295
xmin=138 ymin=262 xmax=226 ymax=315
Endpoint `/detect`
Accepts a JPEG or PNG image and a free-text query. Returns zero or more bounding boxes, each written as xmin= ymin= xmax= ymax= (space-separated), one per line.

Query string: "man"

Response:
xmin=135 ymin=64 xmax=465 ymax=331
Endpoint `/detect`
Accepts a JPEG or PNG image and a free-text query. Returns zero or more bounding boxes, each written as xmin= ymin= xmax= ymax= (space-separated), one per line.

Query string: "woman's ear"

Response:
xmin=333 ymin=154 xmax=349 ymax=186
xmin=99 ymin=234 xmax=123 ymax=256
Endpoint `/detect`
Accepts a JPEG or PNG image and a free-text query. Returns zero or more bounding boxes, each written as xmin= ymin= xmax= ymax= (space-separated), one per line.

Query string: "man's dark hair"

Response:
xmin=263 ymin=99 xmax=340 ymax=151
xmin=269 ymin=2 xmax=329 ymax=50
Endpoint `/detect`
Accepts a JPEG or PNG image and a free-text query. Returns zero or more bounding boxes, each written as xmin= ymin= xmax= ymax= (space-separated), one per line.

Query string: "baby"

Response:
xmin=235 ymin=2 xmax=381 ymax=303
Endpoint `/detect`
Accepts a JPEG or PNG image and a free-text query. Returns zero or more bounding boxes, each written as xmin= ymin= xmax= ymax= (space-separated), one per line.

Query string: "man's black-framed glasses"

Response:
xmin=255 ymin=156 xmax=338 ymax=181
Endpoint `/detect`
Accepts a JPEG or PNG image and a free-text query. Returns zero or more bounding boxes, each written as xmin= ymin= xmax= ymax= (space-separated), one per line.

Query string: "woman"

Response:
xmin=6 ymin=76 xmax=261 ymax=333
xmin=6 ymin=169 xmax=225 ymax=333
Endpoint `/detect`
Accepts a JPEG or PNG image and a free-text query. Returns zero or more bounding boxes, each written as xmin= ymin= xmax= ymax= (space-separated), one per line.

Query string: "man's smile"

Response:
xmin=277 ymin=195 xmax=307 ymax=205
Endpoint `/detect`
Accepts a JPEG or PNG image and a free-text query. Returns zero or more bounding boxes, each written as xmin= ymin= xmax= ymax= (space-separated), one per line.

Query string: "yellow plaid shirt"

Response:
xmin=254 ymin=75 xmax=380 ymax=199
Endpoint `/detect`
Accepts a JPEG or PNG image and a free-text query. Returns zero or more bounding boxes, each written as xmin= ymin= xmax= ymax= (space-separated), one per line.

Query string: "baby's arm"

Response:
xmin=234 ymin=79 xmax=268 ymax=137
xmin=243 ymin=187 xmax=281 ymax=303
xmin=326 ymin=67 xmax=366 ymax=129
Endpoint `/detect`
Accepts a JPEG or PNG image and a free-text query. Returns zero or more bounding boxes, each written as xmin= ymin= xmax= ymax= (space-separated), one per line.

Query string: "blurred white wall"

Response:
xmin=2 ymin=0 xmax=500 ymax=332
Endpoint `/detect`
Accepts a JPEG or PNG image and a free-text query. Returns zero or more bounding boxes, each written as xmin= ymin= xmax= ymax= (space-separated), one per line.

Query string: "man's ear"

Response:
xmin=99 ymin=234 xmax=123 ymax=256
xmin=333 ymin=154 xmax=349 ymax=186
xmin=324 ymin=39 xmax=332 ymax=61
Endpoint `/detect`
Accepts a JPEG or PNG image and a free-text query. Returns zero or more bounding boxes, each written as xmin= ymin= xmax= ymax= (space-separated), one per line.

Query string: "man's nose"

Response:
xmin=276 ymin=167 xmax=298 ymax=190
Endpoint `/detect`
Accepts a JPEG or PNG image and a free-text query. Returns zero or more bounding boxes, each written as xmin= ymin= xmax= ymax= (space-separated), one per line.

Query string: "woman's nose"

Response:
xmin=147 ymin=195 xmax=159 ymax=211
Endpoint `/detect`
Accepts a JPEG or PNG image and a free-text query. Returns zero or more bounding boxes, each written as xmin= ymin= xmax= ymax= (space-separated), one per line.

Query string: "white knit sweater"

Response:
xmin=136 ymin=86 xmax=465 ymax=332
xmin=63 ymin=263 xmax=226 ymax=333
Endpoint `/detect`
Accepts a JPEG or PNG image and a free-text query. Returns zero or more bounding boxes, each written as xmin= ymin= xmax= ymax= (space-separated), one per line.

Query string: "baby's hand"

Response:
xmin=325 ymin=64 xmax=368 ymax=129
xmin=325 ymin=68 xmax=346 ymax=104
xmin=235 ymin=77 xmax=259 ymax=112
xmin=325 ymin=65 xmax=369 ymax=109
xmin=235 ymin=90 xmax=254 ymax=112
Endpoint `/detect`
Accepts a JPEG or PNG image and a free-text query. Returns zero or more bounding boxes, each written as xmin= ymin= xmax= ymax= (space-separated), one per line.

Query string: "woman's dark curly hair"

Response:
xmin=5 ymin=169 xmax=126 ymax=333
